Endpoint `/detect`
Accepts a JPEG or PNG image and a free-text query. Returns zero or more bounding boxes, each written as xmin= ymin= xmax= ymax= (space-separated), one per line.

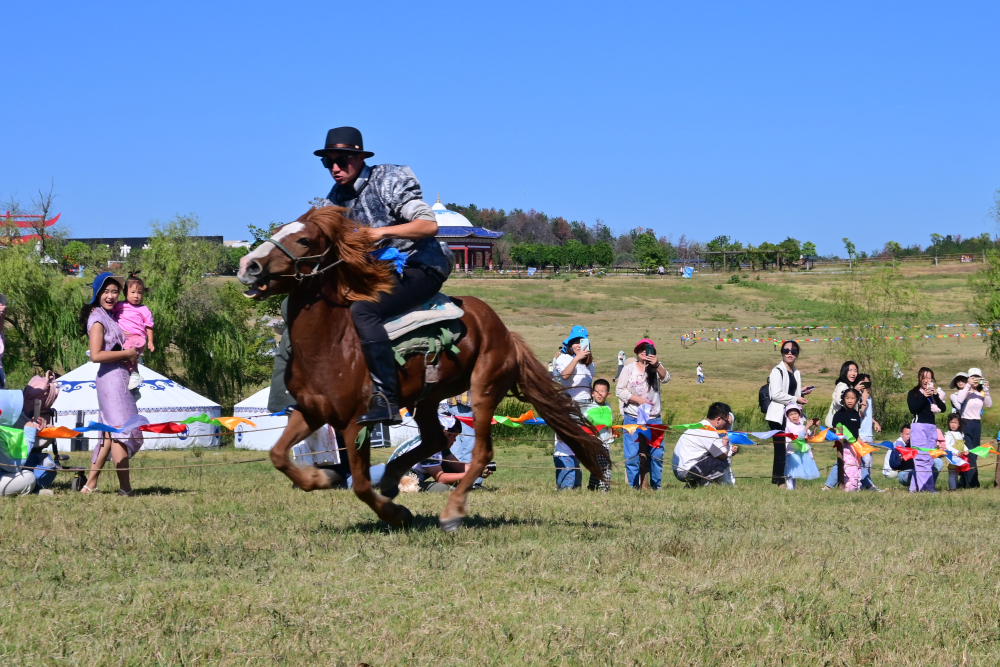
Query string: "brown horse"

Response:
xmin=238 ymin=206 xmax=606 ymax=531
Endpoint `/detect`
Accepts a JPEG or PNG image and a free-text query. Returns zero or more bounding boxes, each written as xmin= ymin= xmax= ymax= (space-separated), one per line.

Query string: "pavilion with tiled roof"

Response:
xmin=432 ymin=198 xmax=504 ymax=271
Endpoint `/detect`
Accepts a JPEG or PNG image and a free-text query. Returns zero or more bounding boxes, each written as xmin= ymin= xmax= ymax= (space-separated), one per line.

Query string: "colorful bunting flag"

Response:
xmin=37 ymin=426 xmax=83 ymax=439
xmin=213 ymin=417 xmax=256 ymax=431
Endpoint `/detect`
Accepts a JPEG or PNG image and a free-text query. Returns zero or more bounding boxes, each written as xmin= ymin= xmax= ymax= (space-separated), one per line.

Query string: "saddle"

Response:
xmin=384 ymin=293 xmax=464 ymax=340
xmin=385 ymin=294 xmax=465 ymax=388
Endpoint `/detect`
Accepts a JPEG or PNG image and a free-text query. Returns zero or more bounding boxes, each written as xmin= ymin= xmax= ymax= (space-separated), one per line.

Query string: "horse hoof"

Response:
xmin=439 ymin=516 xmax=463 ymax=533
xmin=398 ymin=506 xmax=414 ymax=527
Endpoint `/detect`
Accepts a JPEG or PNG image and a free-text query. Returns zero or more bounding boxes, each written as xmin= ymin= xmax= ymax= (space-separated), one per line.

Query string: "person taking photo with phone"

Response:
xmin=552 ymin=325 xmax=599 ymax=490
xmin=616 ymin=338 xmax=670 ymax=489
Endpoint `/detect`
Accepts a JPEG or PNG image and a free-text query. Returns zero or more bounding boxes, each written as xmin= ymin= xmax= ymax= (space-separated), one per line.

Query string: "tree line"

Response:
xmin=446 ymin=202 xmax=819 ymax=271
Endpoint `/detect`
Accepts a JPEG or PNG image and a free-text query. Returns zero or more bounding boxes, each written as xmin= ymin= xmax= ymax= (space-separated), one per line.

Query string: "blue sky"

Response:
xmin=3 ymin=0 xmax=998 ymax=256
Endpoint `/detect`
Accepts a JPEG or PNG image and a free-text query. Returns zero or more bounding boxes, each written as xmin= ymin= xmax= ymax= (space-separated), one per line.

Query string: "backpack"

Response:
xmin=758 ymin=384 xmax=771 ymax=415
xmin=759 ymin=366 xmax=787 ymax=415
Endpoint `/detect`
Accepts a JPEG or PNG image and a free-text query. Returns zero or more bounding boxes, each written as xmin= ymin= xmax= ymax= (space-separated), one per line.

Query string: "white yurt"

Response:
xmin=232 ymin=386 xmax=287 ymax=451
xmin=232 ymin=386 xmax=341 ymax=465
xmin=52 ymin=362 xmax=221 ymax=449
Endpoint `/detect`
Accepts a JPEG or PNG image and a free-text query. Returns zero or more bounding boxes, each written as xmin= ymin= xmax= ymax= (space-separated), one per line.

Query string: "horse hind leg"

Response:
xmin=439 ymin=370 xmax=512 ymax=532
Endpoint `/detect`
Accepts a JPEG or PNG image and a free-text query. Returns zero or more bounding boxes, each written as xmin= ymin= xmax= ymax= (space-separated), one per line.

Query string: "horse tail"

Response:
xmin=510 ymin=333 xmax=607 ymax=477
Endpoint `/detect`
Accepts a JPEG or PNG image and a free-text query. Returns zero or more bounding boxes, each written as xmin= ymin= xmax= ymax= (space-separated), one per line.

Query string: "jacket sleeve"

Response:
xmin=768 ymin=367 xmax=794 ymax=406
xmin=984 ymin=390 xmax=993 ymax=409
xmin=615 ymin=362 xmax=634 ymax=406
xmin=830 ymin=383 xmax=847 ymax=413
xmin=907 ymin=389 xmax=925 ymax=415
xmin=379 ymin=165 xmax=435 ymax=222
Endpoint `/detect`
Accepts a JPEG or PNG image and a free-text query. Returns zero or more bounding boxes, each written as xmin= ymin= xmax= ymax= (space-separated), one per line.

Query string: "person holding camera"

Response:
xmin=951 ymin=367 xmax=991 ymax=488
xmin=765 ymin=340 xmax=813 ymax=488
xmin=906 ymin=367 xmax=947 ymax=492
xmin=552 ymin=326 xmax=596 ymax=490
xmin=616 ymin=338 xmax=670 ymax=489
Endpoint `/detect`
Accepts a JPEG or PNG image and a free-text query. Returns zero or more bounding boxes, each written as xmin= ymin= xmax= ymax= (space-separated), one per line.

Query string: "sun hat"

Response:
xmin=90 ymin=272 xmax=123 ymax=305
xmin=313 ymin=126 xmax=375 ymax=159
xmin=950 ymin=371 xmax=969 ymax=389
xmin=634 ymin=338 xmax=655 ymax=354
xmin=968 ymin=367 xmax=984 ymax=379
xmin=560 ymin=325 xmax=589 ymax=352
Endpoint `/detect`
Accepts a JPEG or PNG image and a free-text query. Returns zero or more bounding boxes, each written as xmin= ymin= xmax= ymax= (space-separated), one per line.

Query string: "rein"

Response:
xmin=262 ymin=238 xmax=345 ymax=282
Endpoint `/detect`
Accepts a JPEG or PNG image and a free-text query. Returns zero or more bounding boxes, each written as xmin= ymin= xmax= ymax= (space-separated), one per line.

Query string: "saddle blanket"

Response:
xmin=384 ymin=293 xmax=464 ymax=340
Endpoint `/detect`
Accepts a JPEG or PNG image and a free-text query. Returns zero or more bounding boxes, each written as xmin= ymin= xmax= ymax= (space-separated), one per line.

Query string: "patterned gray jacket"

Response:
xmin=322 ymin=164 xmax=452 ymax=277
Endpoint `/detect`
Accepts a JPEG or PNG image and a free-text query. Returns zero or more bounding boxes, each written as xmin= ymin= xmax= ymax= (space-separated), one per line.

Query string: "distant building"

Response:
xmin=224 ymin=240 xmax=252 ymax=249
xmin=432 ymin=198 xmax=504 ymax=271
xmin=68 ymin=236 xmax=224 ymax=258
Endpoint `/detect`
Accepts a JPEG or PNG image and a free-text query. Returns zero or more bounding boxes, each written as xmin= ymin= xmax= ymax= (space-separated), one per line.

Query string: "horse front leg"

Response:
xmin=270 ymin=409 xmax=334 ymax=491
xmin=341 ymin=423 xmax=414 ymax=528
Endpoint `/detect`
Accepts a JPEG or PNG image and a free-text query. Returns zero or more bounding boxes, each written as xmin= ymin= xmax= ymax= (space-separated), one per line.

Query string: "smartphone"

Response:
xmin=580 ymin=337 xmax=590 ymax=351
xmin=804 ymin=386 xmax=815 ymax=392
xmin=645 ymin=343 xmax=656 ymax=355
xmin=485 ymin=462 xmax=497 ymax=473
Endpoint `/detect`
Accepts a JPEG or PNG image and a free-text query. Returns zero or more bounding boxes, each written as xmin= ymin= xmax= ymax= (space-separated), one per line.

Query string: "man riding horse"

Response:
xmin=315 ymin=126 xmax=451 ymax=426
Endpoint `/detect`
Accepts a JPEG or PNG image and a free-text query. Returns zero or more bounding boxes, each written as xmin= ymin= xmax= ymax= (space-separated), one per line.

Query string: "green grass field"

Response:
xmin=4 ymin=265 xmax=1000 ymax=666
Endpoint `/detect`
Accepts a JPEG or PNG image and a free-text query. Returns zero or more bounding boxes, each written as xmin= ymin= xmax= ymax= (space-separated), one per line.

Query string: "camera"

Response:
xmin=485 ymin=462 xmax=497 ymax=473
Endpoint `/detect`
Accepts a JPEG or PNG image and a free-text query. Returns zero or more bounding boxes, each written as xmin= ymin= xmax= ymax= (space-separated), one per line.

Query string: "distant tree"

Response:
xmin=593 ymin=242 xmax=614 ymax=267
xmin=551 ymin=217 xmax=573 ymax=244
xmin=801 ymin=241 xmax=817 ymax=257
xmin=634 ymin=232 xmax=668 ymax=271
xmin=843 ymin=238 xmax=857 ymax=268
xmin=62 ymin=240 xmax=90 ymax=266
xmin=593 ymin=219 xmax=613 ymax=244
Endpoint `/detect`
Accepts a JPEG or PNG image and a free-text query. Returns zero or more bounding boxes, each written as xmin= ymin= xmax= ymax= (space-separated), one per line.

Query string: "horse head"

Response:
xmin=237 ymin=206 xmax=394 ymax=303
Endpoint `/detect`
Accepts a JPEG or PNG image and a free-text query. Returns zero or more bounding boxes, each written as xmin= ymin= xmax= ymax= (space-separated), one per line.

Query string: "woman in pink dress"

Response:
xmin=78 ymin=273 xmax=142 ymax=495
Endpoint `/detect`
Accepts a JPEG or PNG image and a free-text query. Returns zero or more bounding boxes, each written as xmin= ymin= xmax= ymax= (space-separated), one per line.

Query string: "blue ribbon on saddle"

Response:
xmin=370 ymin=246 xmax=409 ymax=275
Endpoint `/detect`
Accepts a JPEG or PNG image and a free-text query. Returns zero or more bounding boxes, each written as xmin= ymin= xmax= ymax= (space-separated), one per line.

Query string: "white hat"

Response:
xmin=968 ymin=368 xmax=984 ymax=378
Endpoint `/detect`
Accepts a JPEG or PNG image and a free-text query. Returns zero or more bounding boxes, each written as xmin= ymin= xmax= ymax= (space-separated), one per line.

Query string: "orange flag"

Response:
xmin=37 ymin=426 xmax=82 ymax=439
xmin=213 ymin=416 xmax=257 ymax=431
xmin=509 ymin=410 xmax=535 ymax=423
xmin=808 ymin=428 xmax=829 ymax=443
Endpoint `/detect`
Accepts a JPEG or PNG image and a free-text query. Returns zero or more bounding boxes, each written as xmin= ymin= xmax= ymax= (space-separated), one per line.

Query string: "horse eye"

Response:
xmin=297 ymin=238 xmax=310 ymax=247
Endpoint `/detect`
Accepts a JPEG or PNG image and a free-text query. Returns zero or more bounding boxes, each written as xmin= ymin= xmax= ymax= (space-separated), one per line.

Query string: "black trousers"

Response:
xmin=768 ymin=420 xmax=786 ymax=485
xmin=350 ymin=265 xmax=446 ymax=344
xmin=963 ymin=419 xmax=982 ymax=488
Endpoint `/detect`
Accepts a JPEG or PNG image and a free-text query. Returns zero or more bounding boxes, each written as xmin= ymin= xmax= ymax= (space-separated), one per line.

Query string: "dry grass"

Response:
xmin=3 ymin=265 xmax=1000 ymax=666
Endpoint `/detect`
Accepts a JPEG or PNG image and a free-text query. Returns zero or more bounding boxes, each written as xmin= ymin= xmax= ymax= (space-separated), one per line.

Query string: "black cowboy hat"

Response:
xmin=314 ymin=126 xmax=374 ymax=159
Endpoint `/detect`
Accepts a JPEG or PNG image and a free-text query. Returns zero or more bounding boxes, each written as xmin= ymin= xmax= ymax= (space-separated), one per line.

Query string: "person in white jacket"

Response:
xmin=764 ymin=340 xmax=813 ymax=488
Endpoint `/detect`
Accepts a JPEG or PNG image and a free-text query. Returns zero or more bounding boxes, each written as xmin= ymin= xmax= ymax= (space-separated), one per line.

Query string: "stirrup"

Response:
xmin=357 ymin=391 xmax=402 ymax=426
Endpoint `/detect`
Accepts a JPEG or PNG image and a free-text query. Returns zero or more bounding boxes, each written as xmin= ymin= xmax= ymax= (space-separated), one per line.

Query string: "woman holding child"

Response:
xmin=78 ymin=272 xmax=144 ymax=495
xmin=765 ymin=340 xmax=812 ymax=488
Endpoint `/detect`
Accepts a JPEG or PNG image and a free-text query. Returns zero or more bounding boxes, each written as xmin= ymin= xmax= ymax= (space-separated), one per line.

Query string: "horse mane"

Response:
xmin=300 ymin=206 xmax=394 ymax=302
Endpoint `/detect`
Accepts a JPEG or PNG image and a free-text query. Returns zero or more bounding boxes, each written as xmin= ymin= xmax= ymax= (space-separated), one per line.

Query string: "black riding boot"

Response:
xmin=357 ymin=340 xmax=403 ymax=426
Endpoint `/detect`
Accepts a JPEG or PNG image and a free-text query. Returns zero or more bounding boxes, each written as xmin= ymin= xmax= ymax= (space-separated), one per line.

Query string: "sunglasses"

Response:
xmin=781 ymin=347 xmax=797 ymax=355
xmin=321 ymin=155 xmax=353 ymax=169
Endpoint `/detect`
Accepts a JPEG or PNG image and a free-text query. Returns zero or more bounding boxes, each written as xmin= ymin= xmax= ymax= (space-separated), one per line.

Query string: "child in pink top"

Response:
xmin=112 ymin=275 xmax=154 ymax=392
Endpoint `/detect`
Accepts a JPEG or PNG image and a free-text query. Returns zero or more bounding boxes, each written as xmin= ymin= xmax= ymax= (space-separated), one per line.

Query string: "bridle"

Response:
xmin=260 ymin=237 xmax=345 ymax=282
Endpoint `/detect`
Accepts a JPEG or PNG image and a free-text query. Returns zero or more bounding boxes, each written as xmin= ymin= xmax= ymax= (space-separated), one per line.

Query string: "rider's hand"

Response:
xmin=645 ymin=354 xmax=658 ymax=367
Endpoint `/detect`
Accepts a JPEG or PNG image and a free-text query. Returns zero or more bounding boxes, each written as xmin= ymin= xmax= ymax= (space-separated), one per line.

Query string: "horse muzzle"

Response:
xmin=238 ymin=261 xmax=270 ymax=299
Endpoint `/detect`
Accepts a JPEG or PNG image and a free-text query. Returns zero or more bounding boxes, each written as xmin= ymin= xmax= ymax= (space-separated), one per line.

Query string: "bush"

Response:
xmin=727 ymin=274 xmax=741 ymax=284
xmin=714 ymin=284 xmax=724 ymax=290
